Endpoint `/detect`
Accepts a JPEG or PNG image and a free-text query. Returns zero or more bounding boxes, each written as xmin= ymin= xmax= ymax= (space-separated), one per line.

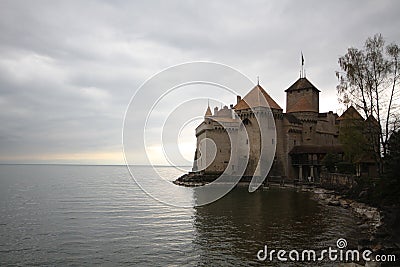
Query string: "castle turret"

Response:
xmin=285 ymin=77 xmax=320 ymax=113
xmin=205 ymin=105 xmax=212 ymax=117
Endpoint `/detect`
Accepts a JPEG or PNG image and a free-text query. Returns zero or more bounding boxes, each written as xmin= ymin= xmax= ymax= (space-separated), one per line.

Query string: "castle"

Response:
xmin=190 ymin=74 xmax=372 ymax=183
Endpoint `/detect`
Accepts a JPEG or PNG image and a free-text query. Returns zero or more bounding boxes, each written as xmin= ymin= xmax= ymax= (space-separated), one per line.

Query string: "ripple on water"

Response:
xmin=0 ymin=165 xmax=367 ymax=266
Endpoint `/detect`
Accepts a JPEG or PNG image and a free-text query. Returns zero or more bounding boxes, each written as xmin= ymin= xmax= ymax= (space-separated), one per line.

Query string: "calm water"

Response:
xmin=0 ymin=165 xmax=365 ymax=266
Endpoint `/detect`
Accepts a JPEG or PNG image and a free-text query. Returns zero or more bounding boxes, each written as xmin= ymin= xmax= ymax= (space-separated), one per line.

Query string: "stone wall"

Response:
xmin=286 ymin=88 xmax=319 ymax=112
xmin=320 ymin=172 xmax=356 ymax=189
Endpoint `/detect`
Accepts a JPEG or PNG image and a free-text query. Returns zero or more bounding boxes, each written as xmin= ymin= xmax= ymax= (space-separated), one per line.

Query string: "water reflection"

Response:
xmin=193 ymin=187 xmax=363 ymax=266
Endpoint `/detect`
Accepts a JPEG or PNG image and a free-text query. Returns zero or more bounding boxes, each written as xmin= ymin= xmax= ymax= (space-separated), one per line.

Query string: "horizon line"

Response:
xmin=0 ymin=163 xmax=192 ymax=167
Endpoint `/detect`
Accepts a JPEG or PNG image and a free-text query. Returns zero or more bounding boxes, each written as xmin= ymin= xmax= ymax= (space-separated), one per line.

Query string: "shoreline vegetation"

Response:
xmin=173 ymin=174 xmax=399 ymax=265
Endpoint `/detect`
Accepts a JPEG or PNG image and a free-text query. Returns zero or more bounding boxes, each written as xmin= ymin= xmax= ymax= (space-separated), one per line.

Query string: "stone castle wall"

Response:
xmin=192 ymin=78 xmax=343 ymax=180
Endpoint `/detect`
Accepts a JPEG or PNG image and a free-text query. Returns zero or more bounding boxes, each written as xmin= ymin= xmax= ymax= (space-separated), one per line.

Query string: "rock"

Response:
xmin=328 ymin=200 xmax=340 ymax=206
xmin=366 ymin=264 xmax=378 ymax=267
xmin=371 ymin=243 xmax=382 ymax=252
xmin=359 ymin=223 xmax=370 ymax=230
xmin=338 ymin=263 xmax=364 ymax=267
xmin=340 ymin=199 xmax=350 ymax=208
xmin=358 ymin=238 xmax=371 ymax=249
xmin=358 ymin=190 xmax=368 ymax=198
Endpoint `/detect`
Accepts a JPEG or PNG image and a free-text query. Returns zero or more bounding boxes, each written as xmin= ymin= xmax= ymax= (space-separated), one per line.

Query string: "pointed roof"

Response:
xmin=337 ymin=106 xmax=364 ymax=121
xmin=285 ymin=77 xmax=320 ymax=92
xmin=234 ymin=84 xmax=282 ymax=110
xmin=365 ymin=114 xmax=380 ymax=127
xmin=205 ymin=105 xmax=212 ymax=117
xmin=287 ymin=96 xmax=317 ymax=113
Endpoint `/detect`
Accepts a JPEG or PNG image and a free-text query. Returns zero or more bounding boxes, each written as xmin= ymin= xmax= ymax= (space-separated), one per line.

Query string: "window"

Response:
xmin=246 ymin=139 xmax=248 ymax=144
xmin=294 ymin=140 xmax=296 ymax=146
xmin=272 ymin=138 xmax=274 ymax=144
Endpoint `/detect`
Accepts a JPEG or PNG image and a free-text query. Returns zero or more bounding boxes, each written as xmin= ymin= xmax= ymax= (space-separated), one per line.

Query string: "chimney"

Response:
xmin=214 ymin=107 xmax=218 ymax=115
xmin=236 ymin=95 xmax=241 ymax=104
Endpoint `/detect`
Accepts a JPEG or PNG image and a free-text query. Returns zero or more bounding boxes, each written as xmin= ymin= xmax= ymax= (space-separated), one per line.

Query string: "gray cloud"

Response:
xmin=0 ymin=0 xmax=399 ymax=164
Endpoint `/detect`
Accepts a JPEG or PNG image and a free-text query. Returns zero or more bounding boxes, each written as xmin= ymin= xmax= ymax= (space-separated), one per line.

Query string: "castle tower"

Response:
xmin=285 ymin=77 xmax=320 ymax=114
xmin=234 ymin=84 xmax=284 ymax=178
xmin=284 ymin=77 xmax=321 ymax=149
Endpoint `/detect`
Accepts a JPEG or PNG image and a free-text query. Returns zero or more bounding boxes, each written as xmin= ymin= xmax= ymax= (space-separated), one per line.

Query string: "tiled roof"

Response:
xmin=285 ymin=77 xmax=320 ymax=92
xmin=287 ymin=96 xmax=317 ymax=113
xmin=234 ymin=84 xmax=282 ymax=110
xmin=337 ymin=106 xmax=364 ymax=121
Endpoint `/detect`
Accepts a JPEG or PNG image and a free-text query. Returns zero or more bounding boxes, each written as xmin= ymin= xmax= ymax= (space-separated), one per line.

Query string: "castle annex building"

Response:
xmin=191 ymin=75 xmax=370 ymax=182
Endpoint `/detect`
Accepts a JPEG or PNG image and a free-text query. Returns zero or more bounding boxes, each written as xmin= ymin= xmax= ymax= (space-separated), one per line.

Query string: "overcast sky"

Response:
xmin=0 ymin=0 xmax=399 ymax=165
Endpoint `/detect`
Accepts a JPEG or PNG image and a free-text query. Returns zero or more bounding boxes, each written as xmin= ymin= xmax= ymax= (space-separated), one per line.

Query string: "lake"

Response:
xmin=0 ymin=165 xmax=366 ymax=266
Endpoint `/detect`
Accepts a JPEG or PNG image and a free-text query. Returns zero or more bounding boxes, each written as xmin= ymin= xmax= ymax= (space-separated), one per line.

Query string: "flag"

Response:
xmin=301 ymin=52 xmax=304 ymax=66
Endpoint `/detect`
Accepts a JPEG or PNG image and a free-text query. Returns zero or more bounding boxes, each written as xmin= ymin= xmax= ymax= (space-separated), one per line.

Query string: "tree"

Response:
xmin=380 ymin=130 xmax=400 ymax=204
xmin=336 ymin=34 xmax=400 ymax=173
xmin=386 ymin=130 xmax=400 ymax=174
xmin=322 ymin=153 xmax=340 ymax=173
xmin=338 ymin=116 xmax=368 ymax=163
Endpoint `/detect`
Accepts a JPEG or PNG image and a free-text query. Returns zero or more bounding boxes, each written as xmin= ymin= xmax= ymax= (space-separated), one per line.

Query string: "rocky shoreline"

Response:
xmin=311 ymin=188 xmax=399 ymax=266
xmin=173 ymin=172 xmax=217 ymax=187
xmin=173 ymin=172 xmax=256 ymax=187
xmin=312 ymin=189 xmax=381 ymax=243
xmin=174 ymin=174 xmax=399 ymax=265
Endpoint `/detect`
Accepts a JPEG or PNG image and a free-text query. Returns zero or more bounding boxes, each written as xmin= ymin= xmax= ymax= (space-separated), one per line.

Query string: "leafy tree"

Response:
xmin=338 ymin=117 xmax=368 ymax=163
xmin=336 ymin=34 xmax=400 ymax=169
xmin=322 ymin=153 xmax=341 ymax=173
